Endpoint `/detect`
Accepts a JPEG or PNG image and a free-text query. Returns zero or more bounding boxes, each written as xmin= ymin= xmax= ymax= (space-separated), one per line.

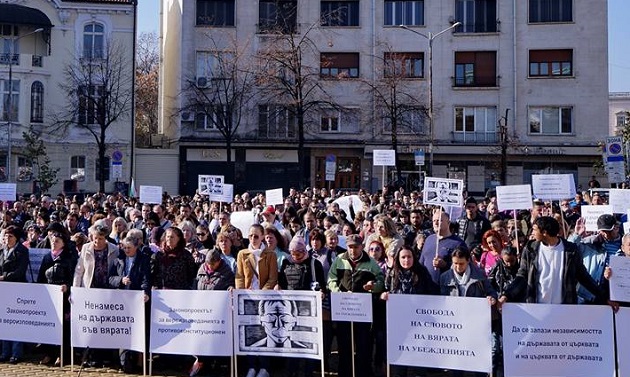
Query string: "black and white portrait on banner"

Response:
xmin=198 ymin=175 xmax=224 ymax=196
xmin=232 ymin=290 xmax=323 ymax=360
xmin=423 ymin=177 xmax=464 ymax=207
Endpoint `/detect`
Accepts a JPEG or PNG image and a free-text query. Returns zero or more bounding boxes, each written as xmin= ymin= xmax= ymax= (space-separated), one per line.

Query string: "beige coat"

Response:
xmin=73 ymin=242 xmax=120 ymax=288
xmin=235 ymin=248 xmax=278 ymax=290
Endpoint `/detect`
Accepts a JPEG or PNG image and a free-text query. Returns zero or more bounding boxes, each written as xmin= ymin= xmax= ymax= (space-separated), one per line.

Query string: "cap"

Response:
xmin=346 ymin=234 xmax=363 ymax=246
xmin=597 ymin=214 xmax=618 ymax=231
xmin=465 ymin=197 xmax=477 ymax=205
xmin=288 ymin=237 xmax=307 ymax=253
xmin=262 ymin=206 xmax=275 ymax=215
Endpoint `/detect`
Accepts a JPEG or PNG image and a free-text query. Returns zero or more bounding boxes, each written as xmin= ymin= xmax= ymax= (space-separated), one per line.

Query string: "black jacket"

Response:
xmin=0 ymin=243 xmax=29 ymax=282
xmin=109 ymin=251 xmax=151 ymax=295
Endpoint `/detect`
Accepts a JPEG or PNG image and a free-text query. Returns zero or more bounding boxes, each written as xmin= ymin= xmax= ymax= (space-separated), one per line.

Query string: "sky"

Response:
xmin=136 ymin=0 xmax=630 ymax=92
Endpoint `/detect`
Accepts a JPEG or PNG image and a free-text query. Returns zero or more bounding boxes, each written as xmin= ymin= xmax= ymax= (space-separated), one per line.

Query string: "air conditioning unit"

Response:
xmin=181 ymin=112 xmax=194 ymax=122
xmin=196 ymin=77 xmax=209 ymax=88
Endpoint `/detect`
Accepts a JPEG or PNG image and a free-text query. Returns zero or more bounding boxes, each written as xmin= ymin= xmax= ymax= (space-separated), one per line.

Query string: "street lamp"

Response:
xmin=400 ymin=22 xmax=461 ymax=177
xmin=4 ymin=27 xmax=44 ymax=182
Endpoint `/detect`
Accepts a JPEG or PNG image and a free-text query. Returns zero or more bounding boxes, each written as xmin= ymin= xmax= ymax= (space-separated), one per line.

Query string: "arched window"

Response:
xmin=83 ymin=22 xmax=104 ymax=59
xmin=30 ymin=81 xmax=44 ymax=123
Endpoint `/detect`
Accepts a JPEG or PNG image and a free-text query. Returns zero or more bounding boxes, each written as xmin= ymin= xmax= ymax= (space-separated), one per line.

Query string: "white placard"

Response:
xmin=0 ymin=183 xmax=16 ymax=202
xmin=71 ymin=287 xmax=146 ymax=352
xmin=330 ymin=292 xmax=373 ymax=323
xmin=608 ymin=255 xmax=630 ymax=302
xmin=230 ymin=211 xmax=257 ymax=236
xmin=444 ymin=205 xmax=463 ymax=222
xmin=139 ymin=185 xmax=163 ymax=204
xmin=0 ymin=282 xmax=63 ymax=344
xmin=26 ymin=248 xmax=50 ymax=282
xmin=199 ymin=174 xmax=224 ymax=197
xmin=531 ymin=174 xmax=576 ymax=201
xmin=606 ymin=189 xmax=630 ymax=214
xmin=265 ymin=188 xmax=284 ymax=206
xmin=423 ymin=177 xmax=464 ymax=207
xmin=616 ymin=307 xmax=630 ymax=377
xmin=503 ymin=303 xmax=615 ymax=377
xmin=232 ymin=290 xmax=323 ymax=360
xmin=333 ymin=195 xmax=362 ymax=222
xmin=150 ymin=290 xmax=232 ymax=356
xmin=387 ymin=295 xmax=492 ymax=373
xmin=496 ymin=185 xmax=533 ymax=211
xmin=580 ymin=205 xmax=613 ymax=232
xmin=373 ymin=149 xmax=396 ymax=167
xmin=212 ymin=183 xmax=233 ymax=203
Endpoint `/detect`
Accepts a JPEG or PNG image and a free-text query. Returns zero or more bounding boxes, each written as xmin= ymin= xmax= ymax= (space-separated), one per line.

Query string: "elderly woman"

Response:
xmin=0 ymin=226 xmax=29 ymax=364
xmin=151 ymin=227 xmax=197 ymax=290
xmin=365 ymin=214 xmax=404 ymax=261
xmin=179 ymin=220 xmax=205 ymax=267
xmin=37 ymin=231 xmax=75 ymax=366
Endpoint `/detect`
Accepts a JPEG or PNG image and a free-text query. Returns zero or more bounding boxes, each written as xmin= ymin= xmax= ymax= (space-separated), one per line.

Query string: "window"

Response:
xmin=454 ymin=51 xmax=496 ymax=87
xmin=196 ymin=51 xmax=234 ymax=84
xmin=259 ymin=1 xmax=297 ymax=34
xmin=197 ymin=0 xmax=235 ymax=26
xmin=258 ymin=104 xmax=296 ymax=139
xmin=320 ymin=53 xmax=360 ymax=78
xmin=529 ymin=0 xmax=572 ymax=23
xmin=382 ymin=106 xmax=427 ymax=135
xmin=70 ymin=155 xmax=86 ymax=181
xmin=78 ymin=85 xmax=105 ymax=125
xmin=321 ymin=1 xmax=359 ymax=27
xmin=83 ymin=22 xmax=104 ymax=59
xmin=455 ymin=0 xmax=496 ymax=33
xmin=384 ymin=1 xmax=424 ymax=26
xmin=30 ymin=81 xmax=44 ymax=123
xmin=0 ymin=25 xmax=18 ymax=66
xmin=616 ymin=112 xmax=629 ymax=128
xmin=320 ymin=108 xmax=360 ymax=133
xmin=454 ymin=106 xmax=497 ymax=142
xmin=529 ymin=106 xmax=572 ymax=134
xmin=529 ymin=49 xmax=572 ymax=77
xmin=0 ymin=79 xmax=18 ymax=121
xmin=17 ymin=157 xmax=32 ymax=182
xmin=384 ymin=52 xmax=424 ymax=78
xmin=195 ymin=105 xmax=226 ymax=131
xmin=95 ymin=156 xmax=110 ymax=182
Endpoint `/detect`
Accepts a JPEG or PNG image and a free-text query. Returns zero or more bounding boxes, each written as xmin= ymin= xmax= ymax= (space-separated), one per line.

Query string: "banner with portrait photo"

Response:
xmin=150 ymin=290 xmax=232 ymax=356
xmin=232 ymin=290 xmax=323 ymax=360
xmin=423 ymin=177 xmax=464 ymax=207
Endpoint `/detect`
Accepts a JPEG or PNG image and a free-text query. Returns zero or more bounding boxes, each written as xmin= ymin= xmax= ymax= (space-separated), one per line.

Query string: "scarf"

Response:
xmin=51 ymin=248 xmax=63 ymax=260
xmin=203 ymin=262 xmax=215 ymax=275
xmin=398 ymin=269 xmax=414 ymax=294
xmin=453 ymin=264 xmax=471 ymax=286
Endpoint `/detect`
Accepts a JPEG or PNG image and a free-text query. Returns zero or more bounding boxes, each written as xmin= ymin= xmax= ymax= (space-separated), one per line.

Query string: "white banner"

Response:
xmin=232 ymin=290 xmax=323 ymax=360
xmin=333 ymin=195 xmax=362 ymax=222
xmin=531 ymin=174 xmax=576 ymax=201
xmin=423 ymin=177 xmax=464 ymax=207
xmin=0 ymin=183 xmax=16 ymax=202
xmin=0 ymin=282 xmax=63 ymax=344
xmin=373 ymin=149 xmax=396 ymax=166
xmin=580 ymin=205 xmax=613 ymax=232
xmin=608 ymin=256 xmax=630 ymax=302
xmin=607 ymin=189 xmax=630 ymax=214
xmin=386 ymin=295 xmax=492 ymax=373
xmin=496 ymin=184 xmax=533 ymax=211
xmin=71 ymin=287 xmax=145 ymax=352
xmin=139 ymin=185 xmax=163 ymax=204
xmin=616 ymin=307 xmax=630 ymax=377
xmin=230 ymin=211 xmax=257 ymax=236
xmin=330 ymin=292 xmax=373 ymax=323
xmin=150 ymin=290 xmax=232 ymax=356
xmin=26 ymin=248 xmax=50 ymax=282
xmin=210 ymin=183 xmax=234 ymax=203
xmin=502 ymin=303 xmax=615 ymax=377
xmin=265 ymin=188 xmax=284 ymax=206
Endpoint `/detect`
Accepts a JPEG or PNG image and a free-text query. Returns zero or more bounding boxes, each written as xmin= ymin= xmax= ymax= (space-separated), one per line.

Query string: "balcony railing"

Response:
xmin=452 ymin=131 xmax=498 ymax=143
xmin=0 ymin=53 xmax=19 ymax=66
xmin=453 ymin=75 xmax=498 ymax=87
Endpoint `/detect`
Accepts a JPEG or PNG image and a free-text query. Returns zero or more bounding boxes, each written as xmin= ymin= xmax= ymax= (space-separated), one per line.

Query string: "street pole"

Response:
xmin=4 ymin=28 xmax=43 ymax=182
xmin=400 ymin=22 xmax=461 ymax=178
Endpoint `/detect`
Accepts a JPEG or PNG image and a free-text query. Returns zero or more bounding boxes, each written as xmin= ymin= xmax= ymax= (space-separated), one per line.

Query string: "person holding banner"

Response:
xmin=0 ymin=226 xmax=29 ymax=364
xmin=37 ymin=231 xmax=75 ymax=366
xmin=419 ymin=211 xmax=467 ymax=284
xmin=151 ymin=227 xmax=197 ymax=290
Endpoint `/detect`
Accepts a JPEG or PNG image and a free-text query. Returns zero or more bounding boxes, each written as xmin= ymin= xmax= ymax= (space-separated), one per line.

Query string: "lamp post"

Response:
xmin=4 ymin=27 xmax=44 ymax=182
xmin=400 ymin=22 xmax=461 ymax=177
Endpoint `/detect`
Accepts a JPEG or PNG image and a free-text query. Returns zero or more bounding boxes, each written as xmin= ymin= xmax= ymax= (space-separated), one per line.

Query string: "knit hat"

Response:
xmin=288 ymin=237 xmax=307 ymax=253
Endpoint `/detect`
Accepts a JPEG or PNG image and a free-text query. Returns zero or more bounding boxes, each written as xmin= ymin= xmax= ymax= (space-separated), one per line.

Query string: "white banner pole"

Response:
xmin=513 ymin=211 xmax=520 ymax=256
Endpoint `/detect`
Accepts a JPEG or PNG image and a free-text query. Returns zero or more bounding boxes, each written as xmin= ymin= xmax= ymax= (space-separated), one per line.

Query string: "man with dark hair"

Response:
xmin=457 ymin=197 xmax=491 ymax=259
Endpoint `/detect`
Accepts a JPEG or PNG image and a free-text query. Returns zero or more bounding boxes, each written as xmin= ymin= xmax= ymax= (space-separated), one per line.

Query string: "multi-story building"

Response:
xmin=0 ymin=0 xmax=136 ymax=195
xmin=160 ymin=0 xmax=608 ymax=196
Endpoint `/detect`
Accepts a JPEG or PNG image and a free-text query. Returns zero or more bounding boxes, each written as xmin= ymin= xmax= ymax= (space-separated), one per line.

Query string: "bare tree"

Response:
xmin=52 ymin=41 xmax=133 ymax=192
xmin=135 ymin=31 xmax=159 ymax=147
xmin=363 ymin=48 xmax=429 ymax=185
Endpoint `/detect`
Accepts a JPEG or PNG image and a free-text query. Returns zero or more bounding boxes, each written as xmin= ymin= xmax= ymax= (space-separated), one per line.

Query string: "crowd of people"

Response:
xmin=0 ymin=185 xmax=624 ymax=377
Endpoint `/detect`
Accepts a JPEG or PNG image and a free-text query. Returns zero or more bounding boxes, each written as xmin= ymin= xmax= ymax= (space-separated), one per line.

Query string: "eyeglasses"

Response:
xmin=260 ymin=314 xmax=296 ymax=325
xmin=196 ymin=233 xmax=207 ymax=237
xmin=369 ymin=247 xmax=382 ymax=251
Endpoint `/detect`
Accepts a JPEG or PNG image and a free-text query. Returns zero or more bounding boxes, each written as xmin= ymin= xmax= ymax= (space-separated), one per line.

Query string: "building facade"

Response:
xmin=160 ymin=0 xmax=608 ymax=196
xmin=0 ymin=0 xmax=135 ymax=196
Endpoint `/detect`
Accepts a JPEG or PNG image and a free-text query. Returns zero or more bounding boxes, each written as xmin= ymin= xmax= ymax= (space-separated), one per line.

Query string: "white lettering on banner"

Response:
xmin=386 ymin=295 xmax=491 ymax=373
xmin=71 ymin=287 xmax=145 ymax=352
xmin=502 ymin=303 xmax=614 ymax=377
xmin=0 ymin=282 xmax=63 ymax=344
xmin=150 ymin=290 xmax=232 ymax=357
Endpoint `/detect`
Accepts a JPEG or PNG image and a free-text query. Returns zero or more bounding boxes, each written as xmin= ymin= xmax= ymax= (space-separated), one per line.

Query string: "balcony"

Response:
xmin=452 ymin=131 xmax=498 ymax=144
xmin=0 ymin=53 xmax=19 ymax=66
xmin=452 ymin=75 xmax=498 ymax=88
